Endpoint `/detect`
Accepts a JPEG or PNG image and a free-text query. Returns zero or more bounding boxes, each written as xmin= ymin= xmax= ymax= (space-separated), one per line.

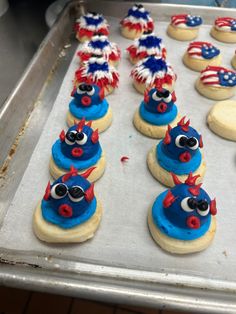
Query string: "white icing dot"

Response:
xmin=212 ymin=49 xmax=215 ymax=52
xmin=205 ymin=51 xmax=209 ymax=54
xmin=224 ymin=75 xmax=229 ymax=80
xmin=232 ymin=77 xmax=236 ymax=80
xmin=229 ymin=80 xmax=233 ymax=84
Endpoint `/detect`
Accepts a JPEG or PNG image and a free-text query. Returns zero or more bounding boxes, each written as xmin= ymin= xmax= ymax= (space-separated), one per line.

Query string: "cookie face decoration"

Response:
xmin=147 ymin=117 xmax=206 ymax=187
xmin=75 ymin=12 xmax=109 ymax=42
xmin=196 ymin=66 xmax=236 ymax=100
xmin=211 ymin=17 xmax=236 ymax=43
xmin=77 ymin=35 xmax=121 ymax=67
xmin=120 ymin=4 xmax=154 ymax=39
xmin=133 ymin=87 xmax=180 ymax=138
xmin=148 ymin=173 xmax=217 ymax=254
xmin=74 ymin=56 xmax=119 ymax=96
xmin=127 ymin=33 xmax=167 ymax=64
xmin=131 ymin=55 xmax=176 ymax=94
xmin=167 ymin=14 xmax=203 ymax=41
xmin=50 ymin=119 xmax=106 ymax=182
xmin=33 ymin=168 xmax=103 ymax=243
xmin=67 ymin=83 xmax=112 ymax=132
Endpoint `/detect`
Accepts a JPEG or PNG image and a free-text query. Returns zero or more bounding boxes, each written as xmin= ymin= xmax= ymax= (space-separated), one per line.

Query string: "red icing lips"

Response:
xmin=157 ymin=102 xmax=167 ymax=113
xmin=71 ymin=147 xmax=83 ymax=157
xmin=186 ymin=216 xmax=200 ymax=229
xmin=179 ymin=151 xmax=191 ymax=162
xmin=59 ymin=204 xmax=73 ymax=218
xmin=81 ymin=96 xmax=92 ymax=106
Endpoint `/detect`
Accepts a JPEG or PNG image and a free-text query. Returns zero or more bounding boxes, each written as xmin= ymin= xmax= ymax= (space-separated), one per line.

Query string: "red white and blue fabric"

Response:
xmin=171 ymin=14 xmax=202 ymax=28
xmin=187 ymin=42 xmax=220 ymax=60
xmin=215 ymin=17 xmax=236 ymax=32
xmin=200 ymin=66 xmax=236 ymax=87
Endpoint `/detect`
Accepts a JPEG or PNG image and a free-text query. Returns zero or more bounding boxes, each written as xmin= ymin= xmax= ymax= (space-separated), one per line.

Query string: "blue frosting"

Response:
xmin=139 ymin=36 xmax=162 ymax=48
xmin=218 ymin=70 xmax=236 ymax=87
xmin=152 ymin=190 xmax=211 ymax=240
xmin=88 ymin=61 xmax=109 ymax=73
xmin=201 ymin=45 xmax=220 ymax=59
xmin=156 ymin=141 xmax=202 ymax=175
xmin=186 ymin=15 xmax=203 ymax=27
xmin=41 ymin=174 xmax=97 ymax=229
xmin=231 ymin=19 xmax=236 ymax=31
xmin=84 ymin=15 xmax=104 ymax=26
xmin=69 ymin=98 xmax=109 ymax=120
xmin=140 ymin=101 xmax=177 ymax=125
xmin=142 ymin=56 xmax=167 ymax=74
xmin=90 ymin=39 xmax=110 ymax=50
xmin=52 ymin=140 xmax=102 ymax=171
xmin=128 ymin=6 xmax=149 ymax=20
xmin=42 ymin=198 xmax=97 ymax=229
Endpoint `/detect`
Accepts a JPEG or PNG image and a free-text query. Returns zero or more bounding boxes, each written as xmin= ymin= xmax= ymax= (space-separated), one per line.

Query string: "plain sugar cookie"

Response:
xmin=207 ymin=100 xmax=236 ymax=141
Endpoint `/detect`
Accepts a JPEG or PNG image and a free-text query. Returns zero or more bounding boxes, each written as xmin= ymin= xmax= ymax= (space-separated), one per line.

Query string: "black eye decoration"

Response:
xmin=77 ymin=84 xmax=95 ymax=95
xmin=175 ymin=135 xmax=188 ymax=148
xmin=181 ymin=197 xmax=197 ymax=212
xmin=75 ymin=132 xmax=88 ymax=145
xmin=65 ymin=131 xmax=77 ymax=145
xmin=197 ymin=200 xmax=209 ymax=216
xmin=51 ymin=183 xmax=68 ymax=199
xmin=187 ymin=137 xmax=199 ymax=150
xmin=68 ymin=186 xmax=85 ymax=202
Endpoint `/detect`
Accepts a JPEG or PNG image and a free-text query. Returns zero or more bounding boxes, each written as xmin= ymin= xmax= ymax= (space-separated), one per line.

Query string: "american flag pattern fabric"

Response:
xmin=171 ymin=14 xmax=202 ymax=29
xmin=200 ymin=66 xmax=236 ymax=87
xmin=215 ymin=17 xmax=236 ymax=32
xmin=187 ymin=42 xmax=220 ymax=60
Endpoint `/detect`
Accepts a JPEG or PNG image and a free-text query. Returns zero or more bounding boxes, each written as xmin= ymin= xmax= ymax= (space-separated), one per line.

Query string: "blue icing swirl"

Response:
xmin=139 ymin=101 xmax=177 ymax=125
xmin=41 ymin=198 xmax=97 ymax=229
xmin=202 ymin=45 xmax=220 ymax=59
xmin=88 ymin=62 xmax=109 ymax=73
xmin=156 ymin=141 xmax=202 ymax=175
xmin=84 ymin=15 xmax=103 ymax=26
xmin=152 ymin=191 xmax=211 ymax=240
xmin=186 ymin=15 xmax=202 ymax=27
xmin=69 ymin=98 xmax=109 ymax=120
xmin=143 ymin=56 xmax=167 ymax=74
xmin=52 ymin=140 xmax=102 ymax=170
xmin=90 ymin=40 xmax=110 ymax=49
xmin=218 ymin=71 xmax=236 ymax=87
xmin=139 ymin=36 xmax=162 ymax=48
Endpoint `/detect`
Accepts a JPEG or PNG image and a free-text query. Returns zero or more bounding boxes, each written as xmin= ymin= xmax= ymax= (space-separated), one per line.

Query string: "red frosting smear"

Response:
xmin=120 ymin=156 xmax=129 ymax=163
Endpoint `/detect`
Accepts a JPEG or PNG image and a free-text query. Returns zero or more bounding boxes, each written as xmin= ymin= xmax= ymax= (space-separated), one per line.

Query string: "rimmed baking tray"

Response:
xmin=1 ymin=1 xmax=236 ymax=313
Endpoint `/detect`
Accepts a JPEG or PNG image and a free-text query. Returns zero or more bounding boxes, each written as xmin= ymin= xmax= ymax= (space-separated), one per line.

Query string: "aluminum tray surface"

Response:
xmin=1 ymin=2 xmax=236 ymax=312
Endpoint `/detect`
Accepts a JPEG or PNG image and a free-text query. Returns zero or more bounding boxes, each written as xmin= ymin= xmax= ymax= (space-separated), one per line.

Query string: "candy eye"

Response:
xmin=187 ymin=137 xmax=199 ymax=150
xmin=181 ymin=197 xmax=197 ymax=212
xmin=152 ymin=91 xmax=162 ymax=101
xmin=77 ymin=84 xmax=87 ymax=94
xmin=65 ymin=131 xmax=77 ymax=145
xmin=75 ymin=132 xmax=88 ymax=145
xmin=197 ymin=200 xmax=209 ymax=216
xmin=175 ymin=135 xmax=188 ymax=148
xmin=163 ymin=92 xmax=172 ymax=103
xmin=68 ymin=186 xmax=85 ymax=202
xmin=87 ymin=86 xmax=95 ymax=96
xmin=51 ymin=183 xmax=68 ymax=199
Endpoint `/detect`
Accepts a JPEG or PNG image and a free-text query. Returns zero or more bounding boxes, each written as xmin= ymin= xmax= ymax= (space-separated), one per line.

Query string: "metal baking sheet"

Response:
xmin=1 ymin=1 xmax=236 ymax=313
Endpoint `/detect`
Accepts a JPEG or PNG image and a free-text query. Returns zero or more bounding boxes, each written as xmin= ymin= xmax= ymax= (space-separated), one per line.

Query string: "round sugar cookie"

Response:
xmin=207 ymin=100 xmax=236 ymax=141
xmin=147 ymin=145 xmax=206 ymax=187
xmin=167 ymin=24 xmax=199 ymax=41
xmin=183 ymin=51 xmax=221 ymax=72
xmin=121 ymin=26 xmax=142 ymax=40
xmin=231 ymin=54 xmax=236 ymax=70
xmin=49 ymin=152 xmax=106 ymax=182
xmin=210 ymin=26 xmax=236 ymax=43
xmin=133 ymin=109 xmax=181 ymax=138
xmin=67 ymin=106 xmax=113 ymax=132
xmin=148 ymin=206 xmax=216 ymax=254
xmin=195 ymin=78 xmax=236 ymax=100
xmin=33 ymin=200 xmax=103 ymax=243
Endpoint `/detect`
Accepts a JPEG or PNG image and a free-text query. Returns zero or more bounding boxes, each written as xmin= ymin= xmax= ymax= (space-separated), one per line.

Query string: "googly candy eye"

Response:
xmin=152 ymin=91 xmax=162 ymax=101
xmin=187 ymin=137 xmax=199 ymax=150
xmin=65 ymin=131 xmax=77 ymax=145
xmin=181 ymin=197 xmax=198 ymax=212
xmin=75 ymin=132 xmax=88 ymax=145
xmin=68 ymin=186 xmax=85 ymax=202
xmin=175 ymin=135 xmax=188 ymax=148
xmin=197 ymin=200 xmax=209 ymax=216
xmin=51 ymin=183 xmax=68 ymax=199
